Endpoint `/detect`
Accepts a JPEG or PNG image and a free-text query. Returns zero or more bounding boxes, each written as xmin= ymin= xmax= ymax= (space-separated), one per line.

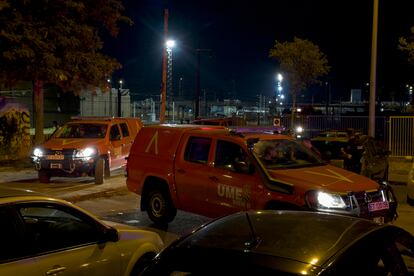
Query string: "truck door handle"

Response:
xmin=209 ymin=176 xmax=219 ymax=182
xmin=47 ymin=266 xmax=67 ymax=275
xmin=176 ymin=168 xmax=186 ymax=173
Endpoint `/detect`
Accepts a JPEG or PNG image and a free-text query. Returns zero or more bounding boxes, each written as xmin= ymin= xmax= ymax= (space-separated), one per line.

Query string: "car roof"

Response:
xmin=175 ymin=210 xmax=390 ymax=269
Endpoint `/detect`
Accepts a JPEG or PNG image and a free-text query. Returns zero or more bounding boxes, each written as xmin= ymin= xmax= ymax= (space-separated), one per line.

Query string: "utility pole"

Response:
xmin=195 ymin=50 xmax=201 ymax=119
xmin=195 ymin=49 xmax=212 ymax=119
xmin=160 ymin=8 xmax=169 ymax=123
xmin=369 ymin=0 xmax=378 ymax=137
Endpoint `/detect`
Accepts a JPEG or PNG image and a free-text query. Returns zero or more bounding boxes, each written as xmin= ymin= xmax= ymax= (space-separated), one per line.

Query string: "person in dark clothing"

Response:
xmin=344 ymin=133 xmax=363 ymax=173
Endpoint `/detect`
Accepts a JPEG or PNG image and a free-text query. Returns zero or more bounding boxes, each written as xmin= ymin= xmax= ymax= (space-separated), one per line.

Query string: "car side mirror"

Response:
xmin=100 ymin=227 xmax=119 ymax=243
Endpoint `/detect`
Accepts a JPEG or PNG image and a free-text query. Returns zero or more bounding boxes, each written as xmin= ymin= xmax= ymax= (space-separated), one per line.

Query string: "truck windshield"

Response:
xmin=54 ymin=123 xmax=107 ymax=139
xmin=253 ymin=139 xmax=324 ymax=169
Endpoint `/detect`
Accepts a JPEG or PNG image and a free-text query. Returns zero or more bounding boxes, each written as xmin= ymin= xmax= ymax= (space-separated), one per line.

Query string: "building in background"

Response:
xmin=79 ymin=88 xmax=131 ymax=117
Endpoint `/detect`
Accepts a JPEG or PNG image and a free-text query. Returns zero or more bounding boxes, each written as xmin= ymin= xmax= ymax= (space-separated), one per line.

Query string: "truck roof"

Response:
xmin=142 ymin=124 xmax=292 ymax=137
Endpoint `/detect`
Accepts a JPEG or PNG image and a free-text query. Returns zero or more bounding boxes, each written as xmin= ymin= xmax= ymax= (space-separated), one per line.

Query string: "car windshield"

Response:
xmin=253 ymin=139 xmax=324 ymax=169
xmin=54 ymin=123 xmax=107 ymax=138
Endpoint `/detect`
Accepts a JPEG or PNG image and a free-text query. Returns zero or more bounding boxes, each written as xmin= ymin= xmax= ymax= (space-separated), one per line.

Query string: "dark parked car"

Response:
xmin=142 ymin=210 xmax=414 ymax=276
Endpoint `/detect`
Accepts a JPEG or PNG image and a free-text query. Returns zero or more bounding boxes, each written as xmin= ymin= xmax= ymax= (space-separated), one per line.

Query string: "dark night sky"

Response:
xmin=104 ymin=0 xmax=414 ymax=103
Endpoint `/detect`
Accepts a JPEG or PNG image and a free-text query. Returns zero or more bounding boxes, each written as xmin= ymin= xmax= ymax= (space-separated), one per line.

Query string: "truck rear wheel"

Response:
xmin=95 ymin=158 xmax=105 ymax=184
xmin=146 ymin=189 xmax=177 ymax=225
xmin=38 ymin=170 xmax=50 ymax=183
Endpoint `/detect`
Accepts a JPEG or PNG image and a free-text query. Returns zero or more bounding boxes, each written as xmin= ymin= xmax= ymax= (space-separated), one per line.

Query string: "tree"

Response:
xmin=269 ymin=37 xmax=330 ymax=128
xmin=0 ymin=0 xmax=131 ymax=144
xmin=398 ymin=26 xmax=414 ymax=64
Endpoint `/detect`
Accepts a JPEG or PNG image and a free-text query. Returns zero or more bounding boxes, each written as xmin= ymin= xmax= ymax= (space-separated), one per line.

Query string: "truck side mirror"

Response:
xmin=233 ymin=160 xmax=255 ymax=174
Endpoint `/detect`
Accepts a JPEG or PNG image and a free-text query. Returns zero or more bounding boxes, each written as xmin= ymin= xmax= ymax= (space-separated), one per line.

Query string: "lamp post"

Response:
xmin=195 ymin=48 xmax=212 ymax=119
xmin=369 ymin=0 xmax=378 ymax=137
xmin=107 ymin=79 xmax=112 ymax=116
xmin=117 ymin=80 xmax=123 ymax=117
xmin=276 ymin=73 xmax=284 ymax=115
xmin=160 ymin=8 xmax=169 ymax=124
xmin=166 ymin=39 xmax=175 ymax=121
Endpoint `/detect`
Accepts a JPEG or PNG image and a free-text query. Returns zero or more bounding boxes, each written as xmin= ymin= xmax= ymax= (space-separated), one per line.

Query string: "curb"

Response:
xmin=62 ymin=186 xmax=130 ymax=203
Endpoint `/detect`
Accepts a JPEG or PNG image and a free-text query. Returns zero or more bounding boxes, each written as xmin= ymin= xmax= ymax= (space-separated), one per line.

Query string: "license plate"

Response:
xmin=373 ymin=217 xmax=384 ymax=224
xmin=368 ymin=201 xmax=389 ymax=212
xmin=50 ymin=163 xmax=62 ymax=169
xmin=47 ymin=155 xmax=64 ymax=160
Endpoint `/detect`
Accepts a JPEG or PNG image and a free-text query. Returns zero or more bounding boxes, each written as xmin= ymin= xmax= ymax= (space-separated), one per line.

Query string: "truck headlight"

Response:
xmin=306 ymin=191 xmax=346 ymax=209
xmin=296 ymin=126 xmax=303 ymax=134
xmin=75 ymin=147 xmax=96 ymax=158
xmin=317 ymin=191 xmax=346 ymax=208
xmin=33 ymin=148 xmax=44 ymax=157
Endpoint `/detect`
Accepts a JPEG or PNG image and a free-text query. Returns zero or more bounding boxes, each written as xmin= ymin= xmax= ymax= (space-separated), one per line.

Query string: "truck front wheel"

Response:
xmin=38 ymin=170 xmax=50 ymax=183
xmin=94 ymin=158 xmax=105 ymax=184
xmin=146 ymin=189 xmax=177 ymax=225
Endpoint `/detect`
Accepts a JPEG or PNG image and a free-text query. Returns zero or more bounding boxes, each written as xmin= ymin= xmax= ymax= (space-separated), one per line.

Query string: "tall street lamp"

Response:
xmin=166 ymin=39 xmax=175 ymax=120
xmin=160 ymin=8 xmax=169 ymax=124
xmin=369 ymin=0 xmax=378 ymax=137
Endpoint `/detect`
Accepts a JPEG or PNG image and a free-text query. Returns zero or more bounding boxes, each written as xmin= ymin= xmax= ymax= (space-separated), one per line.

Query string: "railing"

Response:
xmin=388 ymin=116 xmax=414 ymax=157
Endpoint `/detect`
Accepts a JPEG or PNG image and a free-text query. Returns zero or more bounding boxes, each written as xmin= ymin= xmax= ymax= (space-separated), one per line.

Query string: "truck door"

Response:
xmin=119 ymin=122 xmax=133 ymax=164
xmin=205 ymin=139 xmax=262 ymax=217
xmin=174 ymin=135 xmax=214 ymax=216
xmin=109 ymin=124 xmax=123 ymax=169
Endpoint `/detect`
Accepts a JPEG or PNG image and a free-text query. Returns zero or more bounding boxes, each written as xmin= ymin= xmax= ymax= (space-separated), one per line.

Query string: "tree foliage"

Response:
xmin=399 ymin=26 xmax=414 ymax=64
xmin=269 ymin=37 xmax=329 ymax=126
xmin=0 ymin=0 xmax=131 ymax=144
xmin=0 ymin=0 xmax=130 ymax=90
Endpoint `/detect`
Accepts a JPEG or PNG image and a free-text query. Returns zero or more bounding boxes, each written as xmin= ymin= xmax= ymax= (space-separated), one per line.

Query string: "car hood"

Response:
xmin=42 ymin=138 xmax=105 ymax=150
xmin=267 ymin=164 xmax=379 ymax=193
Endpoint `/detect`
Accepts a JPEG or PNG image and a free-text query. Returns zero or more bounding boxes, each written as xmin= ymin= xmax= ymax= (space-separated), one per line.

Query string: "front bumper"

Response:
xmin=32 ymin=153 xmax=98 ymax=177
xmin=311 ymin=185 xmax=398 ymax=223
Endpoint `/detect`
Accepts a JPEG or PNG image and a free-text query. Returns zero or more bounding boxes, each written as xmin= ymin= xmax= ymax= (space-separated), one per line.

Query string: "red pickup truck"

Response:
xmin=126 ymin=125 xmax=397 ymax=225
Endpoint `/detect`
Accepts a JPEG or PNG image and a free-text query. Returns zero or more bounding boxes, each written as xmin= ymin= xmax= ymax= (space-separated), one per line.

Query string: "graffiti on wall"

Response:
xmin=0 ymin=97 xmax=31 ymax=160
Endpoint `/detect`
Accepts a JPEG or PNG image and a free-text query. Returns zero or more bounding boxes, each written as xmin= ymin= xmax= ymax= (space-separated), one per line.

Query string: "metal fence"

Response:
xmin=388 ymin=116 xmax=414 ymax=157
xmin=260 ymin=114 xmax=413 ymax=157
xmin=277 ymin=115 xmax=387 ymax=140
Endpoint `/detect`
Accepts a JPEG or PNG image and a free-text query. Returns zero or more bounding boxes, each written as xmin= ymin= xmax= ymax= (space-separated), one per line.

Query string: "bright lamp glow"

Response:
xmin=296 ymin=126 xmax=303 ymax=133
xmin=76 ymin=147 xmax=96 ymax=158
xmin=33 ymin=148 xmax=43 ymax=157
xmin=277 ymin=73 xmax=283 ymax=82
xmin=166 ymin=40 xmax=176 ymax=49
xmin=317 ymin=191 xmax=346 ymax=208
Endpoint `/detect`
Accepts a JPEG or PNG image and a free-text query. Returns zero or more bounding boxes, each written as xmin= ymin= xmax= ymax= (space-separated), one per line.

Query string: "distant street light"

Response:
xmin=107 ymin=79 xmax=112 ymax=115
xmin=277 ymin=73 xmax=283 ymax=82
xmin=118 ymin=79 xmax=123 ymax=117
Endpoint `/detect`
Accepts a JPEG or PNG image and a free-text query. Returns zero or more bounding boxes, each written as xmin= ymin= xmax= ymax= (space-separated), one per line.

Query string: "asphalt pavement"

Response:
xmin=0 ymin=164 xmax=128 ymax=203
